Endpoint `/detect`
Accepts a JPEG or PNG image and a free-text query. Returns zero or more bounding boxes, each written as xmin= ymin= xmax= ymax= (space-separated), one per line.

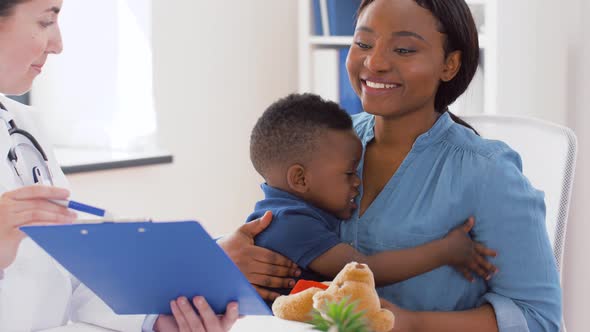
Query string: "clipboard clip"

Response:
xmin=75 ymin=217 xmax=154 ymax=224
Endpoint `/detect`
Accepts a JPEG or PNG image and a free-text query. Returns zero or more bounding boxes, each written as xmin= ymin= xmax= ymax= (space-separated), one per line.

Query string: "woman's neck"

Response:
xmin=373 ymin=108 xmax=440 ymax=150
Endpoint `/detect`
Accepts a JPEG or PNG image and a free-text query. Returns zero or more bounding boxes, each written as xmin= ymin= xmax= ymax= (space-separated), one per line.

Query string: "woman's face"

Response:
xmin=346 ymin=0 xmax=456 ymax=118
xmin=0 ymin=0 xmax=63 ymax=95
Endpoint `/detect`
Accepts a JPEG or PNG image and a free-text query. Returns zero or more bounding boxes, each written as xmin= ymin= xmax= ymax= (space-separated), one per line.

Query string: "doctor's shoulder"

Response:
xmin=0 ymin=94 xmax=42 ymax=131
xmin=0 ymin=94 xmax=69 ymax=188
xmin=0 ymin=94 xmax=34 ymax=113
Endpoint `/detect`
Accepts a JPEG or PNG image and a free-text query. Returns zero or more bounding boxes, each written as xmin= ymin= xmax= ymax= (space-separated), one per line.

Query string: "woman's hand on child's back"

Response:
xmin=218 ymin=211 xmax=301 ymax=301
xmin=442 ymin=217 xmax=498 ymax=282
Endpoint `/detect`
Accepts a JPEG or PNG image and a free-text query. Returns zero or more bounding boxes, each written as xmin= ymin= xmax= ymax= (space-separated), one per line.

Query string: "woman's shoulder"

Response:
xmin=443 ymin=123 xmax=540 ymax=210
xmin=444 ymin=122 xmax=523 ymax=171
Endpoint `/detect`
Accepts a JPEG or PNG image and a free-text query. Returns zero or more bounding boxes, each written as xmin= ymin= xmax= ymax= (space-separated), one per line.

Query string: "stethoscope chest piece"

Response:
xmin=0 ymin=100 xmax=53 ymax=186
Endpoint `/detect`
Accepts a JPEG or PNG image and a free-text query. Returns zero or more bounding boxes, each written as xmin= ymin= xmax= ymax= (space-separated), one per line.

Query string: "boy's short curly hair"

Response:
xmin=250 ymin=93 xmax=353 ymax=179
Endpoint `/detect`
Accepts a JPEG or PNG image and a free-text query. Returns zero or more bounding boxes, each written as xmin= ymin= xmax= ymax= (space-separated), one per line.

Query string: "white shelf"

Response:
xmin=308 ymin=35 xmax=487 ymax=49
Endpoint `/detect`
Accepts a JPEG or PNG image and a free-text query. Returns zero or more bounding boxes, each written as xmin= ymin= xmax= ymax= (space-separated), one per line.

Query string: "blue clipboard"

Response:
xmin=21 ymin=221 xmax=271 ymax=316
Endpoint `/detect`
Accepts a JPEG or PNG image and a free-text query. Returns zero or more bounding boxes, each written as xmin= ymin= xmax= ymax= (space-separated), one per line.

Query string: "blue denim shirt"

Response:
xmin=341 ymin=112 xmax=561 ymax=332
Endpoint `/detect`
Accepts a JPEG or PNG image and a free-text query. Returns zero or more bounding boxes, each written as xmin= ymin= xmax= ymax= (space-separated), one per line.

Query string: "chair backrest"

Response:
xmin=462 ymin=115 xmax=577 ymax=280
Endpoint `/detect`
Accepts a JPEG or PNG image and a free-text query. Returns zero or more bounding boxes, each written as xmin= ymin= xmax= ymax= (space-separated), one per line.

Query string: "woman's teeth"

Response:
xmin=366 ymin=80 xmax=399 ymax=89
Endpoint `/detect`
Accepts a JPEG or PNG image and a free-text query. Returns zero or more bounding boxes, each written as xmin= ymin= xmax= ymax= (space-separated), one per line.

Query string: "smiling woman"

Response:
xmin=337 ymin=1 xmax=563 ymax=331
xmin=346 ymin=0 xmax=479 ymax=132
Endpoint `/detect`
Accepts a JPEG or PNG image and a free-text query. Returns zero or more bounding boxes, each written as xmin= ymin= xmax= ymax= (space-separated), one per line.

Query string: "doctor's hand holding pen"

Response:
xmin=0 ymin=185 xmax=76 ymax=269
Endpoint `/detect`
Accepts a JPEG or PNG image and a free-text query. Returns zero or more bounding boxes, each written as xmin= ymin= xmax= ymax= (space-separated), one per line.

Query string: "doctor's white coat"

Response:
xmin=0 ymin=96 xmax=146 ymax=331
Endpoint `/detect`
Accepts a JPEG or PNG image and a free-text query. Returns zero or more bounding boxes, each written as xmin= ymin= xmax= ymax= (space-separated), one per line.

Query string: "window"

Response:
xmin=31 ymin=0 xmax=157 ymax=150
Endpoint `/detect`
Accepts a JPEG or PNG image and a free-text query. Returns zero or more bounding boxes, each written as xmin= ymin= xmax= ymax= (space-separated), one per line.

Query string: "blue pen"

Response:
xmin=50 ymin=199 xmax=114 ymax=219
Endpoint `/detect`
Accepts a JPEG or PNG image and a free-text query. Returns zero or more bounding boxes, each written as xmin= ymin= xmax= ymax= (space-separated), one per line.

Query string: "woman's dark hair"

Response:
xmin=357 ymin=0 xmax=479 ymax=134
xmin=0 ymin=0 xmax=26 ymax=17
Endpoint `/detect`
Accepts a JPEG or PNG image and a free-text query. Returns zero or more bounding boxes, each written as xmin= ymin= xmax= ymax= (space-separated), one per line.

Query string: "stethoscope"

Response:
xmin=0 ymin=100 xmax=54 ymax=186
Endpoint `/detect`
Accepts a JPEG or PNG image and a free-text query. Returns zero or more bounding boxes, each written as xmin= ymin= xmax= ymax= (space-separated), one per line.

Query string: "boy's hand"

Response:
xmin=442 ymin=217 xmax=498 ymax=282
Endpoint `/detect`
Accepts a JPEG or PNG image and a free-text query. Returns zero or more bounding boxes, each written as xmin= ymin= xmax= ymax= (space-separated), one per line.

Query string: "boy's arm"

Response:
xmin=309 ymin=218 xmax=497 ymax=286
xmin=308 ymin=241 xmax=447 ymax=286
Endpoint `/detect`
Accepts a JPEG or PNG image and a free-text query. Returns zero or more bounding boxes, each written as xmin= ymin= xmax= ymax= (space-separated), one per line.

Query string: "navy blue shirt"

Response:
xmin=246 ymin=184 xmax=342 ymax=292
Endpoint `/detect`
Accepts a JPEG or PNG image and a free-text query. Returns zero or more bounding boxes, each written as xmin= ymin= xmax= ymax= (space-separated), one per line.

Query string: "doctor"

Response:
xmin=0 ymin=0 xmax=291 ymax=331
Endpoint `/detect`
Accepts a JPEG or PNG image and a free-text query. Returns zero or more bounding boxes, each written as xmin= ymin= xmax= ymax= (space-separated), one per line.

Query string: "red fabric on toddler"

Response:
xmin=289 ymin=279 xmax=329 ymax=295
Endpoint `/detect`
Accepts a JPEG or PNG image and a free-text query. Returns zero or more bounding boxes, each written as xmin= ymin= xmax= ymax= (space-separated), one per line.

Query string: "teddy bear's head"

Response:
xmin=272 ymin=262 xmax=394 ymax=332
xmin=331 ymin=262 xmax=375 ymax=288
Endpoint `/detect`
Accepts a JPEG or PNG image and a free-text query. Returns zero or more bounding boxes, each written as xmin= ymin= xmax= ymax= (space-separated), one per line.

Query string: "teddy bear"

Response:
xmin=272 ymin=262 xmax=395 ymax=332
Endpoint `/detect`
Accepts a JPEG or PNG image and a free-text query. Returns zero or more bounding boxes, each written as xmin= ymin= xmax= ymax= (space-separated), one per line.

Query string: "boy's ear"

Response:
xmin=286 ymin=164 xmax=308 ymax=193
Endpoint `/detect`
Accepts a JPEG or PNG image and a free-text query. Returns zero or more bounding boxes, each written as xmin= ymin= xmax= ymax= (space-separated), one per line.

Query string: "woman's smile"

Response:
xmin=361 ymin=78 xmax=403 ymax=95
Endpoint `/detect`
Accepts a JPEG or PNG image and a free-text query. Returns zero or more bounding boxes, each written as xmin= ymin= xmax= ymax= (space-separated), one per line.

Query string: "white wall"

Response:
xmin=66 ymin=1 xmax=298 ymax=237
xmin=563 ymin=0 xmax=590 ymax=330
xmin=496 ymin=1 xmax=568 ymax=125
xmin=495 ymin=1 xmax=589 ymax=330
